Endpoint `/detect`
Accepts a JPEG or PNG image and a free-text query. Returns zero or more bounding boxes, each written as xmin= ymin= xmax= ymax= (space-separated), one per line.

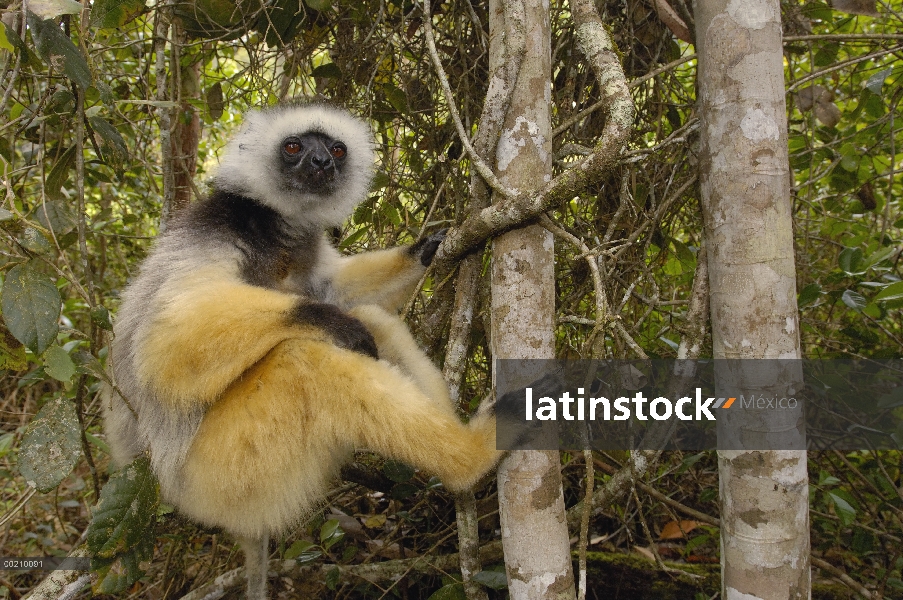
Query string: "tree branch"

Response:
xmin=434 ymin=0 xmax=633 ymax=270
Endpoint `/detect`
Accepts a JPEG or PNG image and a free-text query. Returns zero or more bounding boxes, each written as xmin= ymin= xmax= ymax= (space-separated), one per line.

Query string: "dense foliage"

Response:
xmin=0 ymin=0 xmax=900 ymax=598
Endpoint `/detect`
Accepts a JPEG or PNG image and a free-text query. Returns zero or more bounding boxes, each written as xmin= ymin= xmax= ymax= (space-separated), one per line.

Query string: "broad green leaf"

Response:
xmin=34 ymin=199 xmax=77 ymax=235
xmin=382 ymin=83 xmax=408 ymax=113
xmin=0 ymin=318 xmax=28 ymax=370
xmin=284 ymin=539 xmax=316 ymax=560
xmin=798 ymin=283 xmax=821 ymax=307
xmin=866 ymin=67 xmax=893 ymax=95
xmin=46 ymin=89 xmax=75 ymax=114
xmin=72 ymin=350 xmax=111 ymax=384
xmin=27 ymin=12 xmax=92 ymax=89
xmin=0 ymin=263 xmax=61 ymax=354
xmin=18 ymin=227 xmax=53 ymax=254
xmin=472 ymin=570 xmax=509 ymax=590
xmin=838 ymin=247 xmax=864 ymax=275
xmin=862 ymin=302 xmax=881 ymax=319
xmin=839 ymin=143 xmax=859 ymax=172
xmin=875 ymin=281 xmax=903 ymax=303
xmin=93 ymin=552 xmax=143 ymax=594
xmin=427 ymin=583 xmax=467 ymax=600
xmin=390 ymin=482 xmax=418 ymax=500
xmin=383 ymin=459 xmax=415 ymax=482
xmin=841 ymin=290 xmax=866 ymax=311
xmin=312 ymin=62 xmax=342 ymax=79
xmin=306 ymin=0 xmax=333 ymax=11
xmin=90 ymin=0 xmax=147 ymax=29
xmin=45 ymin=146 xmax=76 ymax=200
xmin=0 ymin=21 xmax=14 ymax=52
xmin=325 ymin=565 xmax=340 ymax=590
xmin=863 ymin=245 xmax=895 ymax=269
xmin=319 ymin=518 xmax=344 ymax=549
xmin=88 ymin=117 xmax=129 ymax=169
xmin=18 ymin=397 xmax=82 ymax=492
xmin=43 ymin=344 xmax=75 ymax=382
xmin=663 ymin=256 xmax=683 ymax=276
xmin=828 ymin=491 xmax=856 ymax=526
xmin=90 ymin=305 xmax=114 ymax=331
xmin=87 ymin=455 xmax=158 ymax=558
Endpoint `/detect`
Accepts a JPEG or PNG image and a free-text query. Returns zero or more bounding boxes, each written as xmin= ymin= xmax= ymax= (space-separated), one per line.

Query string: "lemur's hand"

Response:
xmin=409 ymin=229 xmax=449 ymax=267
xmin=291 ymin=303 xmax=379 ymax=359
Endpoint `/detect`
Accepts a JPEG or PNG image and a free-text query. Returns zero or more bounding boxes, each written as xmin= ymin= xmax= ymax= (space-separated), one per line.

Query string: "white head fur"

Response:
xmin=214 ymin=103 xmax=376 ymax=227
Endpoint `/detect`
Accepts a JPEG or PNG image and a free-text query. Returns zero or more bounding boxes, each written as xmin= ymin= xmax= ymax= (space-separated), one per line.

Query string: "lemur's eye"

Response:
xmin=284 ymin=141 xmax=302 ymax=155
xmin=330 ymin=144 xmax=346 ymax=159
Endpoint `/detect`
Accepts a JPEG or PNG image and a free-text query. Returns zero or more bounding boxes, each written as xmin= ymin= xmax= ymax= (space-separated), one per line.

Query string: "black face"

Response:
xmin=280 ymin=132 xmax=348 ymax=192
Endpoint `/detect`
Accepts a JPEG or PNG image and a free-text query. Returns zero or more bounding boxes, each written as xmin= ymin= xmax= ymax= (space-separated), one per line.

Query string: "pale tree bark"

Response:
xmin=488 ymin=0 xmax=576 ymax=598
xmin=694 ymin=1 xmax=810 ymax=599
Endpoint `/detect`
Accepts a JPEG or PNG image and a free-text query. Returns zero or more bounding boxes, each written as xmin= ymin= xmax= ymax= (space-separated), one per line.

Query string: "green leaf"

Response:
xmin=828 ymin=491 xmax=856 ymax=526
xmin=87 ymin=455 xmax=158 ymax=558
xmin=18 ymin=397 xmax=82 ymax=492
xmin=18 ymin=227 xmax=53 ymax=254
xmin=427 ymin=583 xmax=467 ymax=600
xmin=390 ymin=482 xmax=418 ymax=500
xmin=839 ymin=143 xmax=859 ymax=172
xmin=472 ymin=570 xmax=509 ymax=590
xmin=0 ymin=21 xmax=14 ymax=52
xmin=383 ymin=459 xmax=415 ymax=482
xmin=841 ymin=290 xmax=867 ymax=311
xmin=72 ymin=350 xmax=111 ymax=384
xmin=1 ymin=263 xmax=61 ymax=354
xmin=875 ymin=281 xmax=903 ymax=303
xmin=838 ymin=247 xmax=864 ymax=275
xmin=45 ymin=146 xmax=76 ymax=200
xmin=90 ymin=0 xmax=147 ymax=29
xmin=34 ymin=199 xmax=77 ymax=235
xmin=91 ymin=305 xmax=114 ymax=330
xmin=862 ymin=302 xmax=881 ymax=319
xmin=43 ymin=344 xmax=75 ymax=382
xmin=29 ymin=0 xmax=84 ymax=19
xmin=27 ymin=12 xmax=92 ymax=89
xmin=88 ymin=117 xmax=129 ymax=169
xmin=284 ymin=539 xmax=317 ymax=560
xmin=93 ymin=552 xmax=143 ymax=594
xmin=382 ymin=83 xmax=408 ymax=112
xmin=863 ymin=246 xmax=896 ymax=269
xmin=312 ymin=62 xmax=342 ymax=79
xmin=0 ymin=318 xmax=28 ymax=370
xmin=319 ymin=518 xmax=342 ymax=544
xmin=325 ymin=565 xmax=340 ymax=590
xmin=305 ymin=0 xmax=333 ymax=11
xmin=798 ymin=283 xmax=821 ymax=307
xmin=865 ymin=67 xmax=893 ymax=95
xmin=46 ymin=89 xmax=75 ymax=114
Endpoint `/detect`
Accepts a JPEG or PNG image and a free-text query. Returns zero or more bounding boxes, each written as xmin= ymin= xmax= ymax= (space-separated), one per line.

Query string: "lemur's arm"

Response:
xmin=330 ymin=230 xmax=446 ymax=311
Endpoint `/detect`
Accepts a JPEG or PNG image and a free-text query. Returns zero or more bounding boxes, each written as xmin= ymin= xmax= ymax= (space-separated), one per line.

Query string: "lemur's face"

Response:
xmin=279 ymin=132 xmax=348 ymax=194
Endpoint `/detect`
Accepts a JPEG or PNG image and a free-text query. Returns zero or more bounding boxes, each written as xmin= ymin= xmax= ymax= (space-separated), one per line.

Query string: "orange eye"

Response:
xmin=330 ymin=145 xmax=346 ymax=159
xmin=284 ymin=141 xmax=301 ymax=155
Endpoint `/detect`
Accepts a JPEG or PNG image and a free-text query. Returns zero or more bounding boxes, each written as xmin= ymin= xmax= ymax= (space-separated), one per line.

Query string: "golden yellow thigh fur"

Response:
xmin=179 ymin=337 xmax=499 ymax=539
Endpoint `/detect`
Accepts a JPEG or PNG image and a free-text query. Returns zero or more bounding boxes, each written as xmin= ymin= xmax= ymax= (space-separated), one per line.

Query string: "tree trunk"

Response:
xmin=489 ymin=0 xmax=576 ymax=598
xmin=694 ymin=1 xmax=810 ymax=598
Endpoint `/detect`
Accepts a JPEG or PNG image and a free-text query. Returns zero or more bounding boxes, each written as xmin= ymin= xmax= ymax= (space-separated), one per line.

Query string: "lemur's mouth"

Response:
xmin=300 ymin=167 xmax=337 ymax=191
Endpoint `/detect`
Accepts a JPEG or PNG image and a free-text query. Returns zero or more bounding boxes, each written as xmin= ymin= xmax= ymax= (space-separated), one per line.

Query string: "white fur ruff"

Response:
xmin=214 ymin=103 xmax=376 ymax=227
